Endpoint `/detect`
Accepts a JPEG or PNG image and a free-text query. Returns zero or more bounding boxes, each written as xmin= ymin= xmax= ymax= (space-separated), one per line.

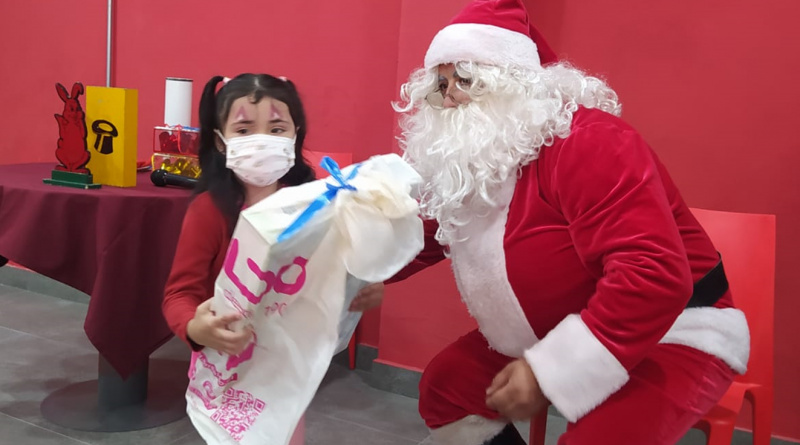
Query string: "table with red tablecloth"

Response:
xmin=0 ymin=163 xmax=194 ymax=431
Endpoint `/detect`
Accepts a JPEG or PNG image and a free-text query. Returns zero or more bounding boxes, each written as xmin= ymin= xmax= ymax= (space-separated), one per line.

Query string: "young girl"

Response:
xmin=163 ymin=73 xmax=384 ymax=443
xmin=163 ymin=74 xmax=317 ymax=444
xmin=163 ymin=73 xmax=316 ymax=355
xmin=164 ymin=72 xmax=384 ymax=352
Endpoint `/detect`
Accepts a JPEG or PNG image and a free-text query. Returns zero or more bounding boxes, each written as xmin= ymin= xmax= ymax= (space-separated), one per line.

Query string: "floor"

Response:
xmin=0 ymin=282 xmax=744 ymax=444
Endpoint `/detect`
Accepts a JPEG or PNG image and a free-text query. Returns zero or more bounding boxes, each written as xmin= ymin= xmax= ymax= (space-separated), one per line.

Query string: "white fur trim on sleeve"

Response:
xmin=660 ymin=307 xmax=750 ymax=374
xmin=524 ymin=314 xmax=629 ymax=423
xmin=429 ymin=415 xmax=507 ymax=445
xmin=424 ymin=23 xmax=541 ymax=70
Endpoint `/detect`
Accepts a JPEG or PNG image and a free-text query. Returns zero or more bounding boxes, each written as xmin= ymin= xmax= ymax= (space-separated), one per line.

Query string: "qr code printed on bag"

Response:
xmin=210 ymin=388 xmax=266 ymax=441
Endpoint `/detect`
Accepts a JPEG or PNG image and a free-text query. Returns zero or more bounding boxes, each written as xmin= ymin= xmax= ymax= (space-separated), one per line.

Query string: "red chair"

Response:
xmin=305 ymin=150 xmax=358 ymax=370
xmin=529 ymin=208 xmax=776 ymax=445
xmin=690 ymin=208 xmax=775 ymax=445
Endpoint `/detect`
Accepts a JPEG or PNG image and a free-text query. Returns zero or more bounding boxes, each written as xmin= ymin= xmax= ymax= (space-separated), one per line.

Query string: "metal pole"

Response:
xmin=106 ymin=0 xmax=112 ymax=87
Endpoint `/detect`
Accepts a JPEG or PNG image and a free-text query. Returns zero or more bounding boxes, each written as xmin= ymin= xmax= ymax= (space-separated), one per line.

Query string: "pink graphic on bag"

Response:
xmin=247 ymin=256 xmax=308 ymax=296
xmin=265 ymin=301 xmax=287 ymax=317
xmin=189 ymin=382 xmax=218 ymax=410
xmin=211 ymin=387 xmax=266 ymax=441
xmin=188 ymin=351 xmax=199 ymax=380
xmin=198 ymin=351 xmax=239 ymax=386
xmin=223 ymin=289 xmax=253 ymax=319
xmin=203 ymin=380 xmax=216 ymax=399
xmin=226 ymin=333 xmax=258 ymax=371
xmin=223 ymin=238 xmax=308 ymax=304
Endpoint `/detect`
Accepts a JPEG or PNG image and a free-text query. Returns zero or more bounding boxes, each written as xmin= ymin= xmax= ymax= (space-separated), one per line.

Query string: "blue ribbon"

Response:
xmin=277 ymin=156 xmax=362 ymax=243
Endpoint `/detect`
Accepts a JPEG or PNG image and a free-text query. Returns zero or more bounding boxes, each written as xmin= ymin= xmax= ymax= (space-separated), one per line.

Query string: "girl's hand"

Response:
xmin=187 ymin=299 xmax=252 ymax=355
xmin=349 ymin=282 xmax=385 ymax=312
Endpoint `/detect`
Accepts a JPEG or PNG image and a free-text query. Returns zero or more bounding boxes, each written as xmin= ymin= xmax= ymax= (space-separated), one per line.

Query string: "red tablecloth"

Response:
xmin=0 ymin=163 xmax=193 ymax=378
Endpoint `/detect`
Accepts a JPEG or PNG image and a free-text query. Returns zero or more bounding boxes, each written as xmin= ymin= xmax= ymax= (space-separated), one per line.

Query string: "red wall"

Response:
xmin=112 ymin=0 xmax=403 ymax=165
xmin=0 ymin=1 xmax=106 ymax=165
xmin=2 ymin=0 xmax=799 ymax=440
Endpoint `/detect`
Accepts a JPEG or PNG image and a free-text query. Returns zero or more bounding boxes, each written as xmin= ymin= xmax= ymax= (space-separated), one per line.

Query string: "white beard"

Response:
xmin=396 ymin=63 xmax=622 ymax=246
xmin=400 ymin=96 xmax=558 ymax=245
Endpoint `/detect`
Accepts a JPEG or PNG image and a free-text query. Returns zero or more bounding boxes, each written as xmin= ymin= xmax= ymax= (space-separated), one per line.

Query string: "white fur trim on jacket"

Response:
xmin=429 ymin=415 xmax=507 ymax=445
xmin=661 ymin=307 xmax=750 ymax=374
xmin=524 ymin=314 xmax=629 ymax=423
xmin=524 ymin=308 xmax=750 ymax=423
xmin=425 ymin=23 xmax=541 ymax=70
xmin=450 ymin=178 xmax=539 ymax=357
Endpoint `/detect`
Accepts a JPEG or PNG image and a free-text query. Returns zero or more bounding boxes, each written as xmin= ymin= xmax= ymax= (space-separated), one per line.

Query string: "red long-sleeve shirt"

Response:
xmin=162 ymin=192 xmax=231 ymax=349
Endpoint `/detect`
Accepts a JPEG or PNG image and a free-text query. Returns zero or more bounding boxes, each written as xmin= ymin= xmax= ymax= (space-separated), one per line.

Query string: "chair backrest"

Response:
xmin=689 ymin=208 xmax=776 ymax=389
xmin=304 ymin=151 xmax=353 ymax=179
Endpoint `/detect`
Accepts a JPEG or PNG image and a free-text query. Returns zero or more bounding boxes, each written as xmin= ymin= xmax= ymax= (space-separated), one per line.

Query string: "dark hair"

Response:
xmin=195 ymin=74 xmax=315 ymax=232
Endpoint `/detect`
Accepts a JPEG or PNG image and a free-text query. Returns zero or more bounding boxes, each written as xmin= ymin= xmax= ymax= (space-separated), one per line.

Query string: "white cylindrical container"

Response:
xmin=164 ymin=77 xmax=193 ymax=127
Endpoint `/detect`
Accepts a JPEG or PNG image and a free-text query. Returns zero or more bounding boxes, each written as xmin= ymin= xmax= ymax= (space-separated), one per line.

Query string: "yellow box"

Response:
xmin=85 ymin=86 xmax=138 ymax=187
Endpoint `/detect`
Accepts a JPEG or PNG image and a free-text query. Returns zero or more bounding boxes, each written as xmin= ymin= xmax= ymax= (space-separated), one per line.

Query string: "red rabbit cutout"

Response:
xmin=54 ymin=82 xmax=91 ymax=173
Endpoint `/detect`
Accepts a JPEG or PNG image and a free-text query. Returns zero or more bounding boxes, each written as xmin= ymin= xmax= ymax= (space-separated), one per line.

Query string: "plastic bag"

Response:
xmin=186 ymin=154 xmax=423 ymax=444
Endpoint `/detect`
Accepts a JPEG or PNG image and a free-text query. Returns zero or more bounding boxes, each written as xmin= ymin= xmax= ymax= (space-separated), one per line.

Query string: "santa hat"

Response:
xmin=424 ymin=0 xmax=558 ymax=70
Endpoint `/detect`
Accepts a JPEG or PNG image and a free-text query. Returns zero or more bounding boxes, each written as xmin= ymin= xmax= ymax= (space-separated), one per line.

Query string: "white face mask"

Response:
xmin=216 ymin=130 xmax=296 ymax=187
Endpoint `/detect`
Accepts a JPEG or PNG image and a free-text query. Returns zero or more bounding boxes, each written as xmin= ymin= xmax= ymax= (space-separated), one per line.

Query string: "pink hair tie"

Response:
xmin=222 ymin=77 xmax=231 ymax=84
xmin=278 ymin=76 xmax=288 ymax=82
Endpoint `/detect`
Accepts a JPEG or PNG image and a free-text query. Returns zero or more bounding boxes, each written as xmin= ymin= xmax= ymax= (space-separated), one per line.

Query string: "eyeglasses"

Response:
xmin=424 ymin=79 xmax=472 ymax=110
xmin=425 ymin=91 xmax=454 ymax=110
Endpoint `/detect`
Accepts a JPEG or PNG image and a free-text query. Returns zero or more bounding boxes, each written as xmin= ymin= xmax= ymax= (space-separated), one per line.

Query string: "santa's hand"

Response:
xmin=349 ymin=282 xmax=385 ymax=312
xmin=486 ymin=358 xmax=548 ymax=420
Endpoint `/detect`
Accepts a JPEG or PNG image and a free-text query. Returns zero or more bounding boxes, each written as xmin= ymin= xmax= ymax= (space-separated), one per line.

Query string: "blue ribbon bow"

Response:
xmin=277 ymin=156 xmax=362 ymax=243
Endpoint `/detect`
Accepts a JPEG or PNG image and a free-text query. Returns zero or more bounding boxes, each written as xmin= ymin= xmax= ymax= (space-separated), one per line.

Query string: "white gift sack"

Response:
xmin=185 ymin=154 xmax=423 ymax=445
xmin=334 ymin=274 xmax=369 ymax=355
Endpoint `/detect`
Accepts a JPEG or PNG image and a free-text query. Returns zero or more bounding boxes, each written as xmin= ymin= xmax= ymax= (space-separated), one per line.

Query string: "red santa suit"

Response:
xmin=393 ymin=1 xmax=750 ymax=444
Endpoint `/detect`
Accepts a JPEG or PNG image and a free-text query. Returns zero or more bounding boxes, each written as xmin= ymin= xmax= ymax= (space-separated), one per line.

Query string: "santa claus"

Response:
xmin=389 ymin=0 xmax=750 ymax=444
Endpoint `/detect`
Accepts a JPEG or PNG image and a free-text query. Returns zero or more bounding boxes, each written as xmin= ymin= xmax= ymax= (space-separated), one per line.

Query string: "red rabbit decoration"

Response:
xmin=54 ymin=82 xmax=91 ymax=173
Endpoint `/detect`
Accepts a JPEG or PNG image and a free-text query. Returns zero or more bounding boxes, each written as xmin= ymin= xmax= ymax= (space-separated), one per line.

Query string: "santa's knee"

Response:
xmin=419 ymin=331 xmax=504 ymax=429
xmin=419 ymin=346 xmax=461 ymax=424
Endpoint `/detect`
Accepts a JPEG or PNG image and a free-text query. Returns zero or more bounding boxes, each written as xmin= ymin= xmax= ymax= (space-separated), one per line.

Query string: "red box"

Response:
xmin=153 ymin=125 xmax=200 ymax=155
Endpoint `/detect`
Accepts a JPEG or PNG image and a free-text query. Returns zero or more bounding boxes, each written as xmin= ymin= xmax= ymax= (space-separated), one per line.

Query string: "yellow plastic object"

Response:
xmin=151 ymin=153 xmax=202 ymax=179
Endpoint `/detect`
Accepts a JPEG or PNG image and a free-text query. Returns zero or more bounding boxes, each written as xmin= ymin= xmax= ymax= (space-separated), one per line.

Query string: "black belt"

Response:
xmin=686 ymin=253 xmax=729 ymax=308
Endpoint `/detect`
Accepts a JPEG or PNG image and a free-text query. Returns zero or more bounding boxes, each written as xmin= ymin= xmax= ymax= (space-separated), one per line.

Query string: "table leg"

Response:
xmin=40 ymin=355 xmax=189 ymax=432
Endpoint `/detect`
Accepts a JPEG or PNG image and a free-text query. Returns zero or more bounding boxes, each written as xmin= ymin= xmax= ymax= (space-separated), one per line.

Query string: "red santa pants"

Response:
xmin=419 ymin=329 xmax=735 ymax=445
